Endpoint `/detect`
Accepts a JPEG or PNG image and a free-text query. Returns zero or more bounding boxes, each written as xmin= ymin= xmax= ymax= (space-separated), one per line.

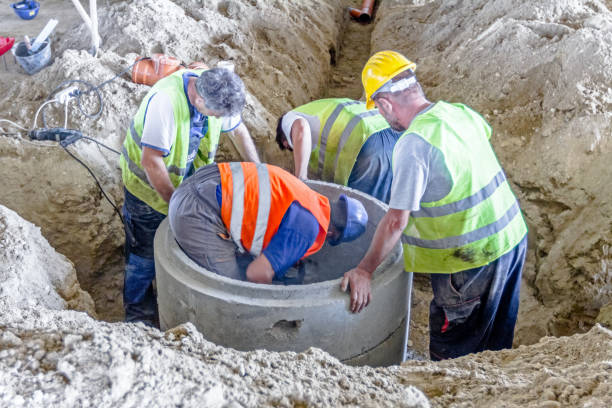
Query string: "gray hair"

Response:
xmin=196 ymin=68 xmax=246 ymax=116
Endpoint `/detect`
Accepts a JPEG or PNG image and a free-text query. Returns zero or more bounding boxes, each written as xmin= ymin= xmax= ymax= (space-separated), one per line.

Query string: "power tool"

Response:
xmin=28 ymin=127 xmax=83 ymax=146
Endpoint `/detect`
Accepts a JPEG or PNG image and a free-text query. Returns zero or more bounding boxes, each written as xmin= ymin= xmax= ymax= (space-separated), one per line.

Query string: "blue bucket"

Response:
xmin=11 ymin=1 xmax=40 ymax=20
xmin=13 ymin=39 xmax=52 ymax=75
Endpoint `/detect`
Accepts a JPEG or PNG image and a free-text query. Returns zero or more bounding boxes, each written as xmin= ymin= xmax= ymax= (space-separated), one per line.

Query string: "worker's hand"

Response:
xmin=340 ymin=267 xmax=372 ymax=313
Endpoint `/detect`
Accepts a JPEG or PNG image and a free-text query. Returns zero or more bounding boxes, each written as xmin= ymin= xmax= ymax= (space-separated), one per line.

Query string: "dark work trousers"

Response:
xmin=122 ymin=188 xmax=166 ymax=327
xmin=428 ymin=235 xmax=527 ymax=360
xmin=347 ymin=127 xmax=400 ymax=204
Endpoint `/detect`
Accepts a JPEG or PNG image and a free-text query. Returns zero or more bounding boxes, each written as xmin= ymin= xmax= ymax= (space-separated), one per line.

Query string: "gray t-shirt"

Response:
xmin=389 ymin=106 xmax=453 ymax=211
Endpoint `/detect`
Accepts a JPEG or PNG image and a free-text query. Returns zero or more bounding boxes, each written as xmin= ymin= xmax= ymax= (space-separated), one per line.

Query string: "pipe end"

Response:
xmin=348 ymin=7 xmax=372 ymax=23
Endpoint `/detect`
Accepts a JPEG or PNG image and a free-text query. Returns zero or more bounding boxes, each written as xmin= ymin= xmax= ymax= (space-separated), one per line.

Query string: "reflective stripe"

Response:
xmin=208 ymin=143 xmax=218 ymax=160
xmin=317 ymin=100 xmax=361 ymax=177
xmin=129 ymin=120 xmax=141 ymax=145
xmin=402 ymin=201 xmax=521 ymax=249
xmin=229 ymin=162 xmax=246 ymax=253
xmin=250 ymin=164 xmax=271 ymax=256
xmin=121 ymin=147 xmax=151 ymax=187
xmin=122 ymin=146 xmax=186 ymax=182
xmin=332 ymin=109 xmax=380 ymax=177
xmin=412 ymin=170 xmax=507 ymax=218
xmin=167 ymin=165 xmax=186 ymax=177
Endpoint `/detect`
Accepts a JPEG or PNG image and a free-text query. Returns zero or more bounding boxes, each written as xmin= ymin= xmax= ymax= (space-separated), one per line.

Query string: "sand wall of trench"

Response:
xmin=371 ymin=0 xmax=612 ymax=343
xmin=0 ymin=0 xmax=349 ymax=313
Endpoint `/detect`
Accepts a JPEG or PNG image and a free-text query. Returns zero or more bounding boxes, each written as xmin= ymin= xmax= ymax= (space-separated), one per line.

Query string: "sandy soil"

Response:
xmin=0 ymin=204 xmax=94 ymax=315
xmin=0 ymin=0 xmax=350 ymax=321
xmin=1 ymin=0 xmax=612 ymax=405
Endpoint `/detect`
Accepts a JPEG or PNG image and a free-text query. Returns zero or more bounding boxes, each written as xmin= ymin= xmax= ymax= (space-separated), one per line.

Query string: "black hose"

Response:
xmin=81 ymin=135 xmax=121 ymax=155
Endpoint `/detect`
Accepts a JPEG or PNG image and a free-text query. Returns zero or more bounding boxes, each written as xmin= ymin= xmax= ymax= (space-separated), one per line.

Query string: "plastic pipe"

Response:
xmin=89 ymin=0 xmax=99 ymax=55
xmin=69 ymin=0 xmax=98 ymax=55
xmin=348 ymin=0 xmax=375 ymax=23
xmin=401 ymin=272 xmax=414 ymax=363
xmin=31 ymin=19 xmax=58 ymax=53
xmin=70 ymin=0 xmax=93 ymax=29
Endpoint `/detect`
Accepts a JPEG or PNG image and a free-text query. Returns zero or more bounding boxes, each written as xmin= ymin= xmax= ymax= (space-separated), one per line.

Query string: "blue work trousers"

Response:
xmin=428 ymin=236 xmax=527 ymax=360
xmin=122 ymin=188 xmax=166 ymax=327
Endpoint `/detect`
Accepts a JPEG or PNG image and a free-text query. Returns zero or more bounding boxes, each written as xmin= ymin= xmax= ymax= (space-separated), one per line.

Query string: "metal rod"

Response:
xmin=89 ymin=0 xmax=99 ymax=55
xmin=401 ymin=271 xmax=414 ymax=363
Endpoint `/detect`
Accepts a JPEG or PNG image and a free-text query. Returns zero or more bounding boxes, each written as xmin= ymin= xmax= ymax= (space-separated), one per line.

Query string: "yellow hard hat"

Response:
xmin=362 ymin=50 xmax=417 ymax=109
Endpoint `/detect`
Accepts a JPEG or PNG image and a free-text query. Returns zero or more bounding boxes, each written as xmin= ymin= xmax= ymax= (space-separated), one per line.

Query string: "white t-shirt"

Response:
xmin=140 ymin=92 xmax=241 ymax=155
xmin=389 ymin=104 xmax=452 ymax=211
xmin=280 ymin=111 xmax=320 ymax=149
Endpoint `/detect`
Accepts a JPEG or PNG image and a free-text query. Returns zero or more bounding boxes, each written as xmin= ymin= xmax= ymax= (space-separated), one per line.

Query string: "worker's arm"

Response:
xmin=340 ymin=208 xmax=410 ymax=313
xmin=291 ymin=118 xmax=311 ymax=180
xmin=141 ymin=146 xmax=175 ymax=203
xmin=246 ymin=254 xmax=275 ymax=283
xmin=229 ymin=122 xmax=260 ymax=162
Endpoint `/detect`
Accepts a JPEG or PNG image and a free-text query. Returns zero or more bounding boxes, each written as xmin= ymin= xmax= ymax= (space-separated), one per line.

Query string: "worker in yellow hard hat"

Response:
xmin=340 ymin=50 xmax=528 ymax=361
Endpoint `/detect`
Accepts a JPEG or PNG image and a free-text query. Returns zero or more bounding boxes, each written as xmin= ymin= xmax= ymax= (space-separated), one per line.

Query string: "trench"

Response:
xmin=80 ymin=2 xmax=433 ymax=359
xmin=90 ymin=2 xmax=385 ymax=324
xmin=324 ymin=11 xmax=375 ymax=100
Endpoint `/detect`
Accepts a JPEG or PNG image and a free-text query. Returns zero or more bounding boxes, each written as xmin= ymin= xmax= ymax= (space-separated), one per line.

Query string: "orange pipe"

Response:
xmin=131 ymin=53 xmax=181 ymax=86
xmin=348 ymin=0 xmax=375 ymax=22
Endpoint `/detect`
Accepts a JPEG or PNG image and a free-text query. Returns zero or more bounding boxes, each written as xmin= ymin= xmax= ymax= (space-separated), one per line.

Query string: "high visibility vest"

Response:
xmin=399 ymin=101 xmax=528 ymax=273
xmin=218 ymin=162 xmax=331 ymax=257
xmin=119 ymin=69 xmax=222 ymax=214
xmin=294 ymin=98 xmax=390 ymax=185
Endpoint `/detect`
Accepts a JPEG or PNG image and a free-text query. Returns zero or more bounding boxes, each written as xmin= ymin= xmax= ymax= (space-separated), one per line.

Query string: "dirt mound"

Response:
xmin=0 ymin=302 xmax=429 ymax=408
xmin=0 ymin=205 xmax=94 ymax=315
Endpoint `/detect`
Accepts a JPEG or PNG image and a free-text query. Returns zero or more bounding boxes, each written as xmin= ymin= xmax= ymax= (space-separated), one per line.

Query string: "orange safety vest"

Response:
xmin=219 ymin=162 xmax=331 ymax=258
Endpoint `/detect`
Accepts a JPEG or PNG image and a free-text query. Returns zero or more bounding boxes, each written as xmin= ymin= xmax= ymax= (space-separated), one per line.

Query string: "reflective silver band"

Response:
xmin=332 ymin=109 xmax=380 ymax=178
xmin=126 ymin=123 xmax=187 ymax=177
xmin=167 ymin=165 xmax=186 ymax=177
xmin=250 ymin=164 xmax=271 ymax=256
xmin=402 ymin=200 xmax=520 ymax=249
xmin=122 ymin=147 xmax=187 ymax=185
xmin=208 ymin=143 xmax=218 ymax=160
xmin=318 ymin=100 xmax=361 ymax=177
xmin=229 ymin=162 xmax=246 ymax=253
xmin=412 ymin=170 xmax=507 ymax=218
xmin=129 ymin=120 xmax=141 ymax=145
xmin=122 ymin=147 xmax=151 ymax=187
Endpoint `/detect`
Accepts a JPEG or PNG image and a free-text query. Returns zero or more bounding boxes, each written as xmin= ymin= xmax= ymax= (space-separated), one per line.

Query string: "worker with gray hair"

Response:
xmin=119 ymin=67 xmax=260 ymax=327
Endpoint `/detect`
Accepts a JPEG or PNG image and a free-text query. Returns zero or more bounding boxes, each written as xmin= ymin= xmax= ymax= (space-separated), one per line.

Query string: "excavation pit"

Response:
xmin=155 ymin=181 xmax=411 ymax=366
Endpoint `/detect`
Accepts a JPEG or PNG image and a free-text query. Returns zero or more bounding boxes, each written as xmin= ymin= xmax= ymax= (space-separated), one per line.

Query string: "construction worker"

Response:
xmin=340 ymin=51 xmax=528 ymax=360
xmin=168 ymin=162 xmax=368 ymax=283
xmin=275 ymin=98 xmax=400 ymax=203
xmin=119 ymin=67 xmax=260 ymax=326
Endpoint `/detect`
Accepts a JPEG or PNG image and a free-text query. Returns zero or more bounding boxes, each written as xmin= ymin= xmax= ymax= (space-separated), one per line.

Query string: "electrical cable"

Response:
xmin=42 ymin=57 xmax=150 ymax=127
xmin=11 ymin=57 xmax=155 ymax=224
xmin=81 ymin=135 xmax=121 ymax=155
xmin=59 ymin=141 xmax=124 ymax=224
xmin=0 ymin=119 xmax=28 ymax=131
xmin=33 ymin=99 xmax=59 ymax=129
xmin=1 ymin=123 xmax=124 ymax=224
